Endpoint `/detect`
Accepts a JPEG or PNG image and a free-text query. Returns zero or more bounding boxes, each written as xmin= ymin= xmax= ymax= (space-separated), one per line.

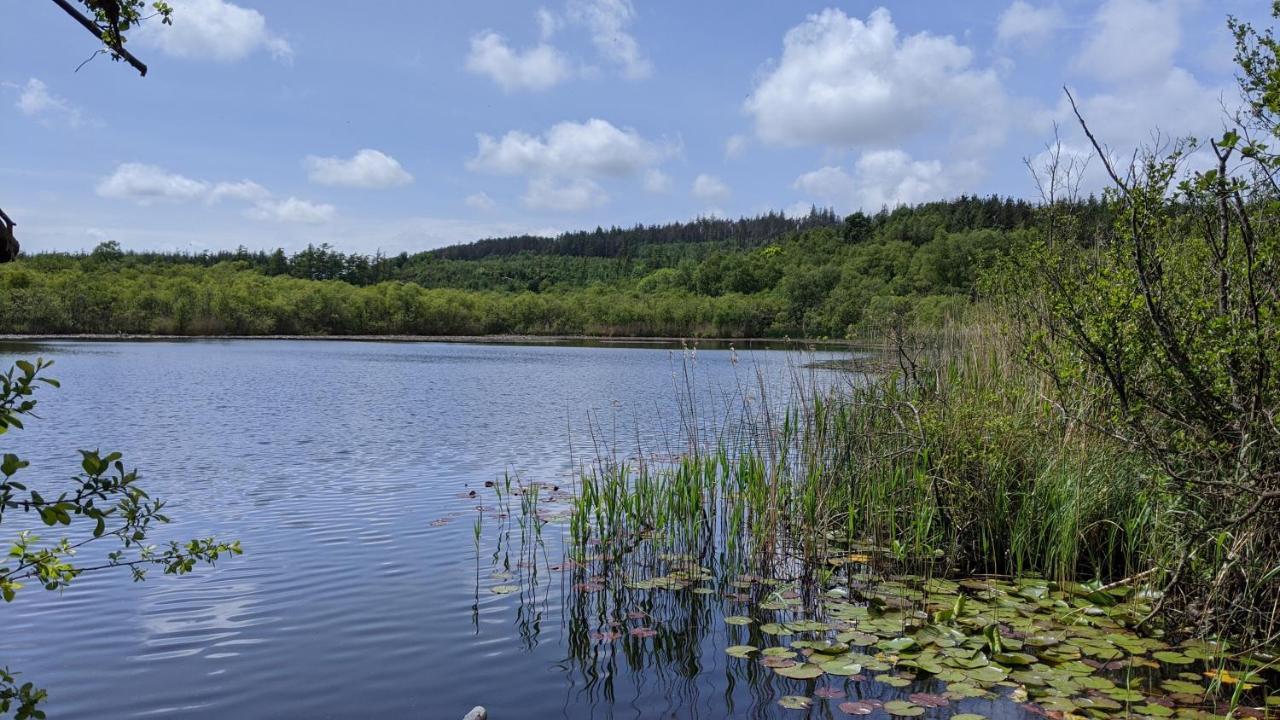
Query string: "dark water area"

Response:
xmin=0 ymin=339 xmax=848 ymax=719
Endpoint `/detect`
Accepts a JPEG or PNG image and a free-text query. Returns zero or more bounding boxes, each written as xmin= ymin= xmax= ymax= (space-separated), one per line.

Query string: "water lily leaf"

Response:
xmin=725 ymin=645 xmax=756 ymax=658
xmin=725 ymin=615 xmax=752 ymax=626
xmin=1105 ymin=688 xmax=1145 ymax=702
xmin=877 ymin=636 xmax=917 ymax=652
xmin=819 ymin=659 xmax=862 ymax=676
xmin=874 ymin=673 xmax=912 ymax=688
xmin=908 ymin=693 xmax=949 ymax=708
xmin=490 ymin=584 xmax=519 ymax=594
xmin=630 ymin=627 xmax=658 ymax=638
xmin=762 ymin=647 xmax=797 ymax=658
xmin=1167 ymin=676 xmax=1203 ymax=696
xmin=778 ymin=695 xmax=812 ymax=710
xmin=944 ymin=684 xmax=988 ymax=699
xmin=763 ymin=656 xmax=798 ymax=668
xmin=760 ymin=623 xmax=791 ymax=635
xmin=837 ymin=631 xmax=879 ymax=646
xmin=1134 ymin=704 xmax=1174 ymax=717
xmin=964 ymin=665 xmax=1008 ymax=683
xmin=994 ymin=652 xmax=1037 ymax=666
xmin=837 ymin=700 xmax=879 ymax=715
xmin=951 ymin=714 xmax=988 ymax=720
xmin=883 ymin=700 xmax=925 ymax=716
xmin=814 ymin=687 xmax=846 ymax=699
xmin=1037 ymin=697 xmax=1078 ymax=713
xmin=1153 ymin=651 xmax=1194 ymax=665
xmin=775 ymin=663 xmax=823 ymax=680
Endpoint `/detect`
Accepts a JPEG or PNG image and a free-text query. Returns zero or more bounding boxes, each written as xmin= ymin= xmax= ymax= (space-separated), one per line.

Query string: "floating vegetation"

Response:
xmin=465 ymin=354 xmax=1278 ymax=717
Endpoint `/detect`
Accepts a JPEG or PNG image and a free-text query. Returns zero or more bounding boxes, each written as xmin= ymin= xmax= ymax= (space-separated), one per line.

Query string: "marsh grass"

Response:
xmin=553 ymin=324 xmax=1178 ymax=600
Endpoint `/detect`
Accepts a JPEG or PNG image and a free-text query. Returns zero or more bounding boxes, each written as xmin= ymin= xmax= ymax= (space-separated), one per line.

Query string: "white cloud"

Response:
xmin=794 ymin=150 xmax=967 ymax=211
xmin=1070 ymin=68 xmax=1225 ymax=150
xmin=137 ymin=0 xmax=292 ymax=62
xmin=537 ymin=7 xmax=561 ymax=40
xmin=522 ymin=177 xmax=609 ymax=211
xmin=97 ymin=163 xmax=334 ymax=224
xmin=469 ymin=118 xmax=672 ymax=179
xmin=692 ymin=174 xmax=730 ymax=202
xmin=744 ymin=8 xmax=1005 ymax=148
xmin=1074 ymin=0 xmax=1180 ymax=83
xmin=643 ymin=169 xmax=671 ymax=193
xmin=208 ymin=179 xmax=271 ymax=204
xmin=724 ymin=134 xmax=748 ymax=160
xmin=305 ymin=149 xmax=413 ymax=188
xmin=13 ymin=79 xmax=83 ymax=126
xmin=466 ymin=31 xmax=572 ymax=92
xmin=96 ymin=163 xmax=209 ymax=204
xmin=997 ymin=2 xmax=1064 ymax=45
xmin=465 ymin=192 xmax=497 ymax=211
xmin=566 ymin=0 xmax=651 ymax=79
xmin=248 ymin=197 xmax=336 ymax=224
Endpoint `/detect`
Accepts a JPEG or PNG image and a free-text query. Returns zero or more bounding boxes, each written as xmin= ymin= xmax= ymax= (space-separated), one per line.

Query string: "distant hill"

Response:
xmin=427 ymin=209 xmax=841 ymax=261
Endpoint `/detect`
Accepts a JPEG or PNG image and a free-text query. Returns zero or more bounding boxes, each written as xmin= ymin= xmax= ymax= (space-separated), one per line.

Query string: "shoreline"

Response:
xmin=0 ymin=333 xmax=879 ymax=349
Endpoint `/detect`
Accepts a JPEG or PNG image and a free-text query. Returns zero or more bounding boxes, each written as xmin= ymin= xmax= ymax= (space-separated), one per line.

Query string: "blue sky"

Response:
xmin=1 ymin=0 xmax=1268 ymax=254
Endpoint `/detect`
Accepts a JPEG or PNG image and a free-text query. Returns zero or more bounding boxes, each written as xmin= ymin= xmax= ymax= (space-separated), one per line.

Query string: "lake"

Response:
xmin=0 ymin=339 xmax=847 ymax=719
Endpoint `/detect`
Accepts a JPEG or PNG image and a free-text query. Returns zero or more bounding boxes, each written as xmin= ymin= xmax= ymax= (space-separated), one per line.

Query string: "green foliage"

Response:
xmin=4 ymin=197 xmax=1054 ymax=338
xmin=74 ymin=0 xmax=173 ymax=59
xmin=987 ymin=6 xmax=1280 ymax=639
xmin=1 ymin=359 xmax=240 ymax=716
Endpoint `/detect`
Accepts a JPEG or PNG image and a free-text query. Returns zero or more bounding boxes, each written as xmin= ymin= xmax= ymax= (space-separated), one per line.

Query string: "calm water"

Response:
xmin=0 ymin=339 xmax=847 ymax=719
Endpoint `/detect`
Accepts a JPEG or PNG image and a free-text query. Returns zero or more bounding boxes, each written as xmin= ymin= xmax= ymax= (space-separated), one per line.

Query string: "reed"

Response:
xmin=554 ymin=321 xmax=1176 ymax=591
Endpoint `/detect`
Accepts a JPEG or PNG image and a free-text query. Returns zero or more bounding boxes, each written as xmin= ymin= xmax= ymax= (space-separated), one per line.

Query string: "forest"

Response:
xmin=0 ymin=196 xmax=1105 ymax=338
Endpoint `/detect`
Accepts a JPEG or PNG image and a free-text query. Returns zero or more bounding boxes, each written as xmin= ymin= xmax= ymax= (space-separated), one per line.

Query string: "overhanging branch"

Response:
xmin=50 ymin=0 xmax=149 ymax=76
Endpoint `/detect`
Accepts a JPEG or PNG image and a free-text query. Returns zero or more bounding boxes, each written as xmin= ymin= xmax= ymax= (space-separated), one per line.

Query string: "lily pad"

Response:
xmin=725 ymin=645 xmax=756 ymax=658
xmin=883 ymin=700 xmax=925 ymax=716
xmin=778 ymin=696 xmax=812 ymax=710
xmin=724 ymin=615 xmax=753 ymax=626
xmin=1153 ymin=651 xmax=1194 ymax=665
xmin=775 ymin=663 xmax=824 ymax=680
xmin=838 ymin=700 xmax=879 ymax=715
xmin=490 ymin=584 xmax=519 ymax=594
xmin=820 ymin=659 xmax=863 ymax=676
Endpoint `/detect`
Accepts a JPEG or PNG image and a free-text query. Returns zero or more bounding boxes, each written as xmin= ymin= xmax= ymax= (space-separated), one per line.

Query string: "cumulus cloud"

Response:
xmin=1070 ymin=0 xmax=1177 ymax=83
xmin=208 ymin=180 xmax=271 ymax=204
xmin=691 ymin=174 xmax=730 ymax=202
xmin=745 ymin=8 xmax=1005 ymax=149
xmin=566 ymin=0 xmax=651 ymax=79
xmin=97 ymin=163 xmax=210 ymax=204
xmin=794 ymin=150 xmax=969 ymax=211
xmin=465 ymin=192 xmax=497 ymax=211
xmin=522 ymin=177 xmax=609 ymax=211
xmin=466 ymin=31 xmax=572 ymax=92
xmin=136 ymin=0 xmax=291 ymax=62
xmin=1074 ymin=0 xmax=1179 ymax=83
xmin=248 ymin=197 xmax=336 ymax=224
xmin=1047 ymin=0 xmax=1227 ymax=173
xmin=469 ymin=118 xmax=672 ymax=179
xmin=13 ymin=79 xmax=83 ymax=126
xmin=997 ymin=2 xmax=1064 ymax=45
xmin=97 ymin=163 xmax=334 ymax=223
xmin=304 ymin=149 xmax=413 ymax=188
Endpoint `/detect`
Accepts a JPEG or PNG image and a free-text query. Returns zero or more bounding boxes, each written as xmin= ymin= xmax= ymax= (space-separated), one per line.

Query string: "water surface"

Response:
xmin=0 ymin=339 xmax=842 ymax=719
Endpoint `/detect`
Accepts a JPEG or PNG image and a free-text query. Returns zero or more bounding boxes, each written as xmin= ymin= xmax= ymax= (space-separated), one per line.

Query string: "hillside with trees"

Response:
xmin=0 ymin=196 xmax=1098 ymax=338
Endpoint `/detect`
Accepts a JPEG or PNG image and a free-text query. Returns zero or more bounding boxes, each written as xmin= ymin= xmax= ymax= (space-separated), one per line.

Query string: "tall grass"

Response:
xmin=559 ymin=322 xmax=1178 ymax=590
